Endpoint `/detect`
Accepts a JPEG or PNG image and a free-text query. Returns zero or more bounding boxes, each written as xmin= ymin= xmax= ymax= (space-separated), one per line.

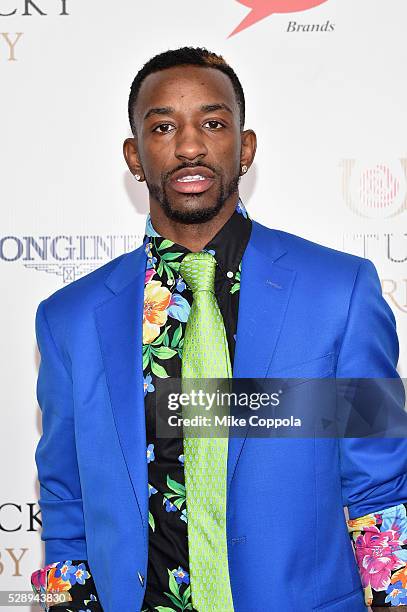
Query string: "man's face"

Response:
xmin=125 ymin=65 xmax=245 ymax=224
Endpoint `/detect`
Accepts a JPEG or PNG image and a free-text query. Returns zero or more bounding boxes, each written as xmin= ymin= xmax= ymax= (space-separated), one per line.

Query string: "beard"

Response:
xmin=146 ymin=167 xmax=240 ymax=224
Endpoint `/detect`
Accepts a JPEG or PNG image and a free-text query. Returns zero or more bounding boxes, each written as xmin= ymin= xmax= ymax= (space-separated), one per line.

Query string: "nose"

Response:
xmin=174 ymin=124 xmax=208 ymax=162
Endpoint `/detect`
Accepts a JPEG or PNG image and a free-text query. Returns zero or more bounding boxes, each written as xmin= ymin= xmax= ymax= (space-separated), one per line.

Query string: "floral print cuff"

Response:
xmin=347 ymin=503 xmax=407 ymax=607
xmin=31 ymin=559 xmax=100 ymax=611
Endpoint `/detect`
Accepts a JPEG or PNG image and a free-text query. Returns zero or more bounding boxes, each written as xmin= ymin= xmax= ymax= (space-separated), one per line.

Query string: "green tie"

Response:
xmin=180 ymin=251 xmax=234 ymax=612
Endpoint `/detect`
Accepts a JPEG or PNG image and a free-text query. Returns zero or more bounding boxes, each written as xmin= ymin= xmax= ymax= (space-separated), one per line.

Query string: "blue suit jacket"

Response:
xmin=34 ymin=219 xmax=407 ymax=612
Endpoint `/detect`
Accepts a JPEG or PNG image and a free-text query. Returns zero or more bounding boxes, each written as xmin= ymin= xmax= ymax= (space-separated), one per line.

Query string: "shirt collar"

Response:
xmin=143 ymin=198 xmax=252 ymax=280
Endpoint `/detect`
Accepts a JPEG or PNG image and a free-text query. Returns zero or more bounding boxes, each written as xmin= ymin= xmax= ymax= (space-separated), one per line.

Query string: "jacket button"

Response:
xmin=137 ymin=571 xmax=145 ymax=586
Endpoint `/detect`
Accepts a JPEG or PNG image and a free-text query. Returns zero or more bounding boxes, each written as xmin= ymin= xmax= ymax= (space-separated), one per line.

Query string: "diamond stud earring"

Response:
xmin=134 ymin=174 xmax=141 ymax=181
xmin=241 ymin=165 xmax=248 ymax=174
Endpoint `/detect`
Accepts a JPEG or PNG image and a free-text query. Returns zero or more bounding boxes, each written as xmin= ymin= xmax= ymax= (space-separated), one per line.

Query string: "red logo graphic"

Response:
xmin=229 ymin=0 xmax=330 ymax=37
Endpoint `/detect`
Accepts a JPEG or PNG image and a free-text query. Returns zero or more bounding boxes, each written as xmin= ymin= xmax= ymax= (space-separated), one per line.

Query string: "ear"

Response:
xmin=240 ymin=129 xmax=257 ymax=173
xmin=123 ymin=137 xmax=145 ymax=181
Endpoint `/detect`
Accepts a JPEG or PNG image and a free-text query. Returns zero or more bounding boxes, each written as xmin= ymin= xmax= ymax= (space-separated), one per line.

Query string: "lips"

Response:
xmin=169 ymin=166 xmax=215 ymax=194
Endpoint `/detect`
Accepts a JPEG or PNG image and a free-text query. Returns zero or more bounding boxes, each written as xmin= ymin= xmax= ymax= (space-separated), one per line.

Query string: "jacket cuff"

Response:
xmin=30 ymin=559 xmax=101 ymax=611
xmin=347 ymin=503 xmax=407 ymax=607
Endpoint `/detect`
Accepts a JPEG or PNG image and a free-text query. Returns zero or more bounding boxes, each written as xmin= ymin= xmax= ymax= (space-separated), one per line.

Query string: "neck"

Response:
xmin=149 ymin=193 xmax=240 ymax=252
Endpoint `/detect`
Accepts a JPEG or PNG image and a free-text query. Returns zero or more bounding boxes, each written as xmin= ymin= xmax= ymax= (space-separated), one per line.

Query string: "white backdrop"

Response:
xmin=1 ymin=0 xmax=406 ymax=608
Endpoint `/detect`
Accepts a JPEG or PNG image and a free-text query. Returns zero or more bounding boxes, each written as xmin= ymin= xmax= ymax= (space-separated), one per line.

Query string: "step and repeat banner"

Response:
xmin=1 ymin=1 xmax=406 ymax=609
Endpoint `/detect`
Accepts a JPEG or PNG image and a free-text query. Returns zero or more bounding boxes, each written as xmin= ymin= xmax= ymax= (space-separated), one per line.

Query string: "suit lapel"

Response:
xmin=94 ymin=243 xmax=148 ymax=530
xmin=228 ymin=222 xmax=296 ymax=497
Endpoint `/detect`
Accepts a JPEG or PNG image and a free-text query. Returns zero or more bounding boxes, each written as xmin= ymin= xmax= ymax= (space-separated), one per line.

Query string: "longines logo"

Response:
xmin=229 ymin=0 xmax=332 ymax=37
xmin=1 ymin=1 xmax=70 ymax=61
xmin=341 ymin=159 xmax=407 ymax=219
xmin=0 ymin=234 xmax=142 ymax=283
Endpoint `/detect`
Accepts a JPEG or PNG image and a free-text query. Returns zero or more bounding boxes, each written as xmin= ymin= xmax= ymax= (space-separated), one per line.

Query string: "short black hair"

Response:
xmin=128 ymin=46 xmax=245 ymax=135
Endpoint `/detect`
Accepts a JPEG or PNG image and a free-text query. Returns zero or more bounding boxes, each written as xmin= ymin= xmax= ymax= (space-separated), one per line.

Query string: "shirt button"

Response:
xmin=226 ymin=271 xmax=234 ymax=278
xmin=137 ymin=571 xmax=145 ymax=586
xmin=167 ymin=278 xmax=174 ymax=286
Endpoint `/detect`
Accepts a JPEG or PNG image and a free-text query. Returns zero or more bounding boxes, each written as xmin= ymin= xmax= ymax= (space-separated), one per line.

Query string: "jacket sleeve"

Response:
xmin=32 ymin=300 xmax=102 ymax=610
xmin=335 ymin=259 xmax=407 ymax=607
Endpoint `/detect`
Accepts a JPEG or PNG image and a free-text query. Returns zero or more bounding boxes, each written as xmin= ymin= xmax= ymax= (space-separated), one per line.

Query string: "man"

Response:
xmin=31 ymin=47 xmax=407 ymax=612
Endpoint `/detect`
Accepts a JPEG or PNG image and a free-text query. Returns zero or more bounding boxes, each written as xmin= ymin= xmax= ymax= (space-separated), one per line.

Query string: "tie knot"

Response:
xmin=179 ymin=251 xmax=216 ymax=294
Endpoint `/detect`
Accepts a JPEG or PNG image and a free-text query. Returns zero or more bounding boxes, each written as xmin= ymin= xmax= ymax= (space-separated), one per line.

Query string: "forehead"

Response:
xmin=134 ymin=65 xmax=238 ymax=122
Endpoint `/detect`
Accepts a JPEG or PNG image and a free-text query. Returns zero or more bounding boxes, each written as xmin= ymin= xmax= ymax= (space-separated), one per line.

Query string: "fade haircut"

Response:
xmin=128 ymin=46 xmax=245 ymax=135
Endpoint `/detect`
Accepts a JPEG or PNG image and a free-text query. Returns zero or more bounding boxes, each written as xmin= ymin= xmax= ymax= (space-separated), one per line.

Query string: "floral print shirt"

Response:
xmin=347 ymin=503 xmax=407 ymax=607
xmin=140 ymin=199 xmax=251 ymax=611
xmin=31 ymin=198 xmax=407 ymax=610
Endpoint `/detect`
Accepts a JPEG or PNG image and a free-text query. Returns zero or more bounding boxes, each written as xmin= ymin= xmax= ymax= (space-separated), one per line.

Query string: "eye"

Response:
xmin=153 ymin=123 xmax=175 ymax=134
xmin=204 ymin=120 xmax=224 ymax=129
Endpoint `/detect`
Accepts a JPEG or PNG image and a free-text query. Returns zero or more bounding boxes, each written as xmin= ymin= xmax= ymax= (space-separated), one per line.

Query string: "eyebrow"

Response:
xmin=201 ymin=103 xmax=233 ymax=115
xmin=143 ymin=102 xmax=233 ymax=122
xmin=143 ymin=107 xmax=174 ymax=121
